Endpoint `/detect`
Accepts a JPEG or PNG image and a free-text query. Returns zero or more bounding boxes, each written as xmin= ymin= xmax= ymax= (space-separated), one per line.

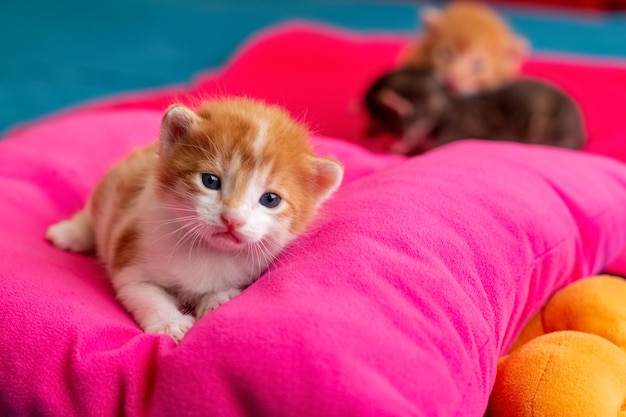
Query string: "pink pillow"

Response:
xmin=2 ymin=108 xmax=626 ymax=416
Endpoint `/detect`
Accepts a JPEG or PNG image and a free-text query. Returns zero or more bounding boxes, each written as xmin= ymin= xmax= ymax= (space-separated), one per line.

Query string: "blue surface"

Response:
xmin=2 ymin=0 xmax=626 ymax=134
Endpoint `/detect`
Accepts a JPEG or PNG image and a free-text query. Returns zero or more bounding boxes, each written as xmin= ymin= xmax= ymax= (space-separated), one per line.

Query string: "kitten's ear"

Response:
xmin=311 ymin=158 xmax=344 ymax=204
xmin=160 ymin=104 xmax=200 ymax=152
xmin=379 ymin=89 xmax=414 ymax=118
xmin=421 ymin=6 xmax=443 ymax=32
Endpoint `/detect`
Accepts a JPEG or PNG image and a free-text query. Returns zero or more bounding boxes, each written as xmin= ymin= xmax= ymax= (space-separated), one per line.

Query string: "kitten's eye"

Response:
xmin=201 ymin=173 xmax=221 ymax=190
xmin=259 ymin=192 xmax=281 ymax=208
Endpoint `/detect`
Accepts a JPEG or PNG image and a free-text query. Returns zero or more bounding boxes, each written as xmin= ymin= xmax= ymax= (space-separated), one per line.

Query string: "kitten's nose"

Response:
xmin=220 ymin=212 xmax=245 ymax=229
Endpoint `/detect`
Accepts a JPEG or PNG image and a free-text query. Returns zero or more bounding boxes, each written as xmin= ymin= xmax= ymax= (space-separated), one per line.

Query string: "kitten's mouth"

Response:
xmin=215 ymin=230 xmax=242 ymax=244
xmin=209 ymin=229 xmax=245 ymax=250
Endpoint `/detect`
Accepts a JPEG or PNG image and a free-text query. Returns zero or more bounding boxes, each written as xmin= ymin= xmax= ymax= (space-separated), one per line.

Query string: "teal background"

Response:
xmin=2 ymin=1 xmax=626 ymax=134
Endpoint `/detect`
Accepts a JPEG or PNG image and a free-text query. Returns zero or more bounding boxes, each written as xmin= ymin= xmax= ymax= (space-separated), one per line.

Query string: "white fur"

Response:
xmin=46 ymin=211 xmax=94 ymax=252
xmin=252 ymin=120 xmax=269 ymax=158
xmin=114 ymin=271 xmax=196 ymax=342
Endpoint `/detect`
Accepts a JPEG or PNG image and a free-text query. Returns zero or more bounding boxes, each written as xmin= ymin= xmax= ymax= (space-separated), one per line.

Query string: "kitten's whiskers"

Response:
xmin=145 ymin=216 xmax=197 ymax=239
xmin=187 ymin=225 xmax=203 ymax=265
xmin=170 ymin=223 xmax=205 ymax=261
xmin=152 ymin=204 xmax=197 ymax=213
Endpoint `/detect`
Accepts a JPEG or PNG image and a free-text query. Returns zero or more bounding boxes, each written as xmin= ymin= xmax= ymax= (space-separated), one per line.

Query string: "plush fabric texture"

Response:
xmin=3 ymin=22 xmax=626 ymax=417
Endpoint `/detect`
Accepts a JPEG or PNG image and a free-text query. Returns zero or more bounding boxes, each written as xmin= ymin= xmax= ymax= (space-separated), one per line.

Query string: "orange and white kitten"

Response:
xmin=46 ymin=98 xmax=344 ymax=342
xmin=402 ymin=1 xmax=528 ymax=95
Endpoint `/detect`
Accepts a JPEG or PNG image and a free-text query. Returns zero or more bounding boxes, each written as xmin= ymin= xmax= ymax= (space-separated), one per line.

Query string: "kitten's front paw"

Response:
xmin=144 ymin=315 xmax=196 ymax=343
xmin=46 ymin=219 xmax=94 ymax=252
xmin=196 ymin=289 xmax=242 ymax=318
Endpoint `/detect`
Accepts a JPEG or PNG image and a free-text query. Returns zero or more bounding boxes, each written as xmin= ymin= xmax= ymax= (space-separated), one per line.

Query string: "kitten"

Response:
xmin=402 ymin=1 xmax=528 ymax=95
xmin=365 ymin=67 xmax=585 ymax=155
xmin=46 ymin=98 xmax=344 ymax=342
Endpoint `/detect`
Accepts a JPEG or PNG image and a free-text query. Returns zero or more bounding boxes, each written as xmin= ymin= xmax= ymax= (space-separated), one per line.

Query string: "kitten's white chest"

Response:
xmin=142 ymin=227 xmax=265 ymax=297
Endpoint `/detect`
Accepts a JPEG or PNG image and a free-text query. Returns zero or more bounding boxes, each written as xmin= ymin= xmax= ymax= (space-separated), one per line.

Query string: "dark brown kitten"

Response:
xmin=365 ymin=67 xmax=585 ymax=155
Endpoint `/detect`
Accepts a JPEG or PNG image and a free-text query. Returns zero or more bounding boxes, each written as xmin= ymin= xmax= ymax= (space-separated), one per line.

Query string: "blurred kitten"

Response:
xmin=402 ymin=1 xmax=528 ymax=95
xmin=365 ymin=67 xmax=585 ymax=155
xmin=47 ymin=98 xmax=344 ymax=342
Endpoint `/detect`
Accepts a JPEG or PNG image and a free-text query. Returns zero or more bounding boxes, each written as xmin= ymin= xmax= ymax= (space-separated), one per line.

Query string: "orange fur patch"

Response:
xmin=111 ymin=225 xmax=139 ymax=273
xmin=88 ymin=144 xmax=156 ymax=270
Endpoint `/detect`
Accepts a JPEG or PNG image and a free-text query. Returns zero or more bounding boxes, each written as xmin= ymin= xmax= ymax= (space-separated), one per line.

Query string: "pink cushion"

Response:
xmin=3 ymin=22 xmax=626 ymax=416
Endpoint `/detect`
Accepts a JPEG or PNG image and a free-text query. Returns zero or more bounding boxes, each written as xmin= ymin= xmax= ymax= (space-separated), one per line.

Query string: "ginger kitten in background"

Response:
xmin=46 ymin=98 xmax=344 ymax=342
xmin=402 ymin=1 xmax=528 ymax=95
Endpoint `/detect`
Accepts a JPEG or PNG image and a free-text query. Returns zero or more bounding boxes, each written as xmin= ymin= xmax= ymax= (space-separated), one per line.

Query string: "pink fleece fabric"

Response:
xmin=3 ymin=22 xmax=626 ymax=417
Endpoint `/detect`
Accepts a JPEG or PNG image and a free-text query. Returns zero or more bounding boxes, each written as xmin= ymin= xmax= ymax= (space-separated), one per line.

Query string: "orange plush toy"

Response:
xmin=486 ymin=275 xmax=626 ymax=416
